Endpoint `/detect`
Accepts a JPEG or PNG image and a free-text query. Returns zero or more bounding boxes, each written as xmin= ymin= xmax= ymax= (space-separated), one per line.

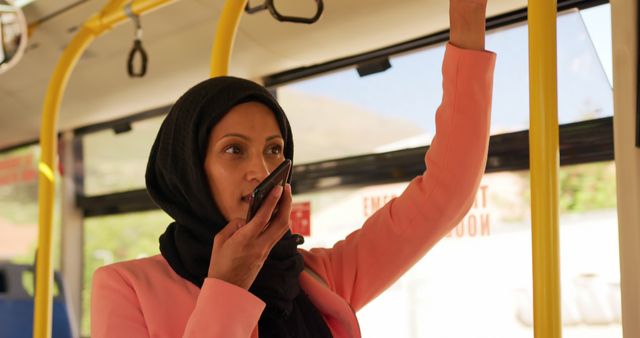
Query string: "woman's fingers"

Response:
xmin=231 ymin=183 xmax=293 ymax=259
xmin=208 ymin=185 xmax=294 ymax=289
xmin=213 ymin=218 xmax=244 ymax=246
xmin=449 ymin=0 xmax=487 ymax=50
xmin=259 ymin=184 xmax=293 ymax=245
xmin=208 ymin=218 xmax=245 ymax=278
xmin=242 ymin=184 xmax=284 ymax=236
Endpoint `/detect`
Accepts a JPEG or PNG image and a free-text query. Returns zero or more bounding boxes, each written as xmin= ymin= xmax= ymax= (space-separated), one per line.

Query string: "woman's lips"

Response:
xmin=241 ymin=194 xmax=253 ymax=203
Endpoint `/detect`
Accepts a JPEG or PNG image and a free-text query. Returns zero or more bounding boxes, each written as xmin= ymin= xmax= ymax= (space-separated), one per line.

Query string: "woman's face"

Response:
xmin=204 ymin=101 xmax=286 ymax=221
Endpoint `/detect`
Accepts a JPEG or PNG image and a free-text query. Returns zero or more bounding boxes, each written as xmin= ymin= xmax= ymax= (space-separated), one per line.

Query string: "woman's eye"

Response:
xmin=224 ymin=145 xmax=241 ymax=154
xmin=267 ymin=145 xmax=283 ymax=155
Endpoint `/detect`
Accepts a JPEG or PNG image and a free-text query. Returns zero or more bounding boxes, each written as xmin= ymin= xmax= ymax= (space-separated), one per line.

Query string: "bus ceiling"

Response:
xmin=0 ymin=0 xmax=556 ymax=151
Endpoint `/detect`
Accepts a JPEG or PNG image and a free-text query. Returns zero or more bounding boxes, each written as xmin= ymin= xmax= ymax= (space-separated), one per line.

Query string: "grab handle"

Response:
xmin=245 ymin=0 xmax=323 ymax=24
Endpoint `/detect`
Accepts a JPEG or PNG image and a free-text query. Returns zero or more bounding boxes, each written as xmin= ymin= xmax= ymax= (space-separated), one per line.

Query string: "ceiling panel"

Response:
xmin=0 ymin=0 xmax=525 ymax=149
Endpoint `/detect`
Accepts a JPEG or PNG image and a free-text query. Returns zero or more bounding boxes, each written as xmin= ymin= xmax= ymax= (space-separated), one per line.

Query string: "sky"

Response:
xmin=283 ymin=4 xmax=613 ymax=139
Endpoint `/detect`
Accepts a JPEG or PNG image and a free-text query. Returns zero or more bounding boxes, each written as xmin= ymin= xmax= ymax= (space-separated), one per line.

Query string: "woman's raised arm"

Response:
xmin=301 ymin=0 xmax=496 ymax=311
xmin=450 ymin=0 xmax=488 ymax=51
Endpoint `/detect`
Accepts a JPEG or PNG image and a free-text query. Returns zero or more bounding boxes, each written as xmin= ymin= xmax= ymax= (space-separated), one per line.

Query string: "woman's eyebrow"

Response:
xmin=266 ymin=135 xmax=283 ymax=141
xmin=220 ymin=133 xmax=249 ymax=140
xmin=220 ymin=134 xmax=282 ymax=141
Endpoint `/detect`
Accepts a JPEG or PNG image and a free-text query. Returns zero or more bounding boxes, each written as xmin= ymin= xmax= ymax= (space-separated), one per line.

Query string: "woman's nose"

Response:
xmin=246 ymin=155 xmax=270 ymax=183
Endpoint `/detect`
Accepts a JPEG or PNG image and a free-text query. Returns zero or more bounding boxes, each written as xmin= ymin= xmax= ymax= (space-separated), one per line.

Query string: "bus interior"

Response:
xmin=0 ymin=0 xmax=638 ymax=337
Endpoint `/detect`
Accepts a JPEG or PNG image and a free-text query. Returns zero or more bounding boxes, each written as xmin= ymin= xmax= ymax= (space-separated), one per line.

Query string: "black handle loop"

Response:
xmin=124 ymin=3 xmax=148 ymax=77
xmin=245 ymin=0 xmax=323 ymax=24
xmin=127 ymin=39 xmax=148 ymax=77
xmin=245 ymin=1 xmax=268 ymax=14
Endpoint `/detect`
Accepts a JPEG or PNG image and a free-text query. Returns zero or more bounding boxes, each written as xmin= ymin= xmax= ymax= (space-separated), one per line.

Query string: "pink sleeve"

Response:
xmin=91 ymin=267 xmax=265 ymax=338
xmin=183 ymin=278 xmax=265 ymax=337
xmin=91 ymin=266 xmax=150 ymax=338
xmin=301 ymin=43 xmax=497 ymax=312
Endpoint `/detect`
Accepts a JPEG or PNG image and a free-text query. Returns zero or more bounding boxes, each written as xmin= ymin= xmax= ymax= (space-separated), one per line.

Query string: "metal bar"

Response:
xmin=77 ymin=117 xmax=614 ymax=217
xmin=59 ymin=132 xmax=84 ymax=337
xmin=610 ymin=0 xmax=640 ymax=336
xmin=0 ymin=139 xmax=40 ymax=153
xmin=211 ymin=0 xmax=248 ymax=77
xmin=84 ymin=0 xmax=173 ymax=33
xmin=27 ymin=0 xmax=91 ymax=30
xmin=636 ymin=0 xmax=640 ymax=149
xmin=33 ymin=1 xmax=176 ymax=337
xmin=528 ymin=0 xmax=562 ymax=337
xmin=34 ymin=26 xmax=96 ymax=338
xmin=73 ymin=104 xmax=170 ymax=136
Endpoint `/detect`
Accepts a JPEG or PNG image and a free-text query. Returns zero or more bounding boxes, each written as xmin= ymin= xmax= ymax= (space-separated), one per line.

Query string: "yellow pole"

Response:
xmin=33 ymin=27 xmax=96 ymax=338
xmin=210 ymin=0 xmax=248 ymax=77
xmin=33 ymin=1 xmax=175 ymax=337
xmin=85 ymin=0 xmax=174 ymax=33
xmin=528 ymin=1 xmax=562 ymax=337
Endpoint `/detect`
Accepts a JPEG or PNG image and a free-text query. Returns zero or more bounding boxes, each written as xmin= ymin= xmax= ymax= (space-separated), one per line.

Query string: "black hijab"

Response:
xmin=146 ymin=76 xmax=333 ymax=337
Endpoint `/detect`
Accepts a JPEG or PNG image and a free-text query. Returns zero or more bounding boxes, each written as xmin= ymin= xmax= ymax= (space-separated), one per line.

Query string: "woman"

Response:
xmin=91 ymin=0 xmax=496 ymax=337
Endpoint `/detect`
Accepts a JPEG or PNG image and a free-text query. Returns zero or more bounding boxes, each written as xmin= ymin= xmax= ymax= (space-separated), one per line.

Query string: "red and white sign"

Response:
xmin=0 ymin=153 xmax=37 ymax=186
xmin=290 ymin=201 xmax=311 ymax=236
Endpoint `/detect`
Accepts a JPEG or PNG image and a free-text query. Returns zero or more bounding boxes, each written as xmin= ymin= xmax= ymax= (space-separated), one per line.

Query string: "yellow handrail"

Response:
xmin=210 ymin=0 xmax=248 ymax=77
xmin=33 ymin=1 xmax=175 ymax=337
xmin=34 ymin=26 xmax=95 ymax=338
xmin=528 ymin=0 xmax=562 ymax=337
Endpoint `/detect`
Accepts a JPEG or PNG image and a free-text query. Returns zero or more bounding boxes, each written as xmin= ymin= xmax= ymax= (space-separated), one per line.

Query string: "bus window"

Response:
xmin=277 ymin=43 xmax=446 ymax=164
xmin=293 ymin=160 xmax=620 ymax=337
xmin=283 ymin=3 xmax=618 ymax=337
xmin=276 ymin=7 xmax=613 ymax=165
xmin=580 ymin=4 xmax=613 ymax=86
xmin=82 ymin=115 xmax=164 ymax=196
xmin=0 ymin=144 xmax=61 ymax=268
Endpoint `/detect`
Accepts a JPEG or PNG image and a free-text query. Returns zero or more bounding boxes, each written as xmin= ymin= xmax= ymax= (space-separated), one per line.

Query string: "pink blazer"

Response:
xmin=91 ymin=43 xmax=496 ymax=338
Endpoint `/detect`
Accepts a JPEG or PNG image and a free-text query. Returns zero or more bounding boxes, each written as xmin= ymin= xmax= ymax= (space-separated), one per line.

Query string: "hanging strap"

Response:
xmin=124 ymin=3 xmax=148 ymax=77
xmin=245 ymin=0 xmax=324 ymax=24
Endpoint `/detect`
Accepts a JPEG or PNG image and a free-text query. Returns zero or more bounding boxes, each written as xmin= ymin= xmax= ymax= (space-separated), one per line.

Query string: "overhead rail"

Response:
xmin=528 ymin=0 xmax=562 ymax=337
xmin=33 ymin=1 xmax=176 ymax=337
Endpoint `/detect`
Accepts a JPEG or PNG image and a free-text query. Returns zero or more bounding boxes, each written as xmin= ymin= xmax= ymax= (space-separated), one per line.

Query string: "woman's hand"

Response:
xmin=207 ymin=184 xmax=293 ymax=290
xmin=449 ymin=0 xmax=488 ymax=51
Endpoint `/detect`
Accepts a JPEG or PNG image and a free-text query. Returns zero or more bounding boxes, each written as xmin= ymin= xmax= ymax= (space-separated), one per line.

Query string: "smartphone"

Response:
xmin=245 ymin=159 xmax=292 ymax=223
